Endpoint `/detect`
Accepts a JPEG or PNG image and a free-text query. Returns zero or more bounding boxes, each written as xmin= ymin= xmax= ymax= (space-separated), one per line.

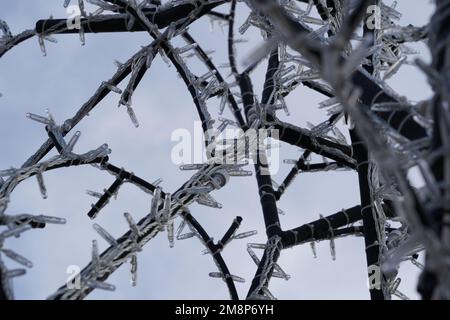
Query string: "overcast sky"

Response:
xmin=0 ymin=0 xmax=435 ymax=299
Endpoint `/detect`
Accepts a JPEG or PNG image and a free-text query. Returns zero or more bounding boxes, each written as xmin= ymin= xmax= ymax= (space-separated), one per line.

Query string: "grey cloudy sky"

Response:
xmin=0 ymin=0 xmax=434 ymax=299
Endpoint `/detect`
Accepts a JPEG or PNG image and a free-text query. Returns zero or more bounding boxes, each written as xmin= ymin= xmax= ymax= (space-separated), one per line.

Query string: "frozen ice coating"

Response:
xmin=0 ymin=0 xmax=448 ymax=301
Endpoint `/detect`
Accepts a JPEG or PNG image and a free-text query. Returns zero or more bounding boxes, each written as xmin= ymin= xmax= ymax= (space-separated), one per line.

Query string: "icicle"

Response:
xmin=239 ymin=21 xmax=251 ymax=35
xmin=216 ymin=118 xmax=230 ymax=134
xmin=310 ymin=241 xmax=317 ymax=258
xmin=203 ymin=49 xmax=215 ymax=56
xmin=93 ymin=223 xmax=118 ymax=247
xmin=197 ymin=70 xmax=217 ymax=84
xmin=91 ymin=7 xmax=104 ymax=16
xmin=162 ymin=194 xmax=171 ymax=223
xmin=330 ymin=238 xmax=336 ymax=261
xmin=278 ymin=65 xmax=295 ymax=78
xmin=227 ymin=170 xmax=252 ymax=177
xmin=383 ymin=56 xmax=407 ymax=80
xmin=230 ymin=275 xmax=246 ymax=283
xmin=234 ymin=38 xmax=248 ymax=44
xmin=0 ymin=167 xmax=18 ymax=177
xmin=371 ymin=102 xmax=409 ymax=112
xmin=319 ymin=97 xmax=339 ymax=109
xmin=176 ymin=43 xmax=197 ymax=55
xmin=47 ymin=108 xmax=55 ymax=123
xmin=86 ymin=280 xmax=116 ymax=291
xmin=126 ymin=106 xmax=139 ymax=128
xmin=173 ymin=25 xmax=190 ymax=38
xmin=0 ymin=249 xmax=33 ymax=268
xmin=273 ymin=264 xmax=290 ymax=280
xmin=177 ymin=232 xmax=196 ymax=240
xmin=4 ymin=269 xmax=26 ymax=279
xmin=410 ymin=257 xmax=424 ymax=270
xmin=36 ymin=171 xmax=47 ymax=199
xmin=91 ymin=239 xmax=100 ymax=272
xmin=247 ymin=246 xmax=260 ymax=265
xmin=150 ymin=187 xmax=161 ymax=219
xmin=208 ymin=17 xmax=215 ymax=32
xmin=167 ymin=221 xmax=174 ymax=248
xmin=201 ymin=79 xmax=219 ymax=99
xmin=0 ymin=20 xmax=11 ymax=39
xmin=219 ymin=91 xmax=228 ymax=115
xmin=185 ymin=185 xmax=214 ymax=194
xmin=78 ymin=0 xmax=87 ymax=16
xmin=208 ymin=272 xmax=245 ymax=283
xmin=102 ymin=81 xmax=122 ymax=94
xmin=130 ymin=254 xmax=137 ymax=286
xmin=233 ymin=230 xmax=257 ymax=240
xmin=331 ymin=127 xmax=347 ymax=145
xmin=201 ymin=246 xmax=212 ymax=255
xmin=279 ymin=73 xmax=299 ymax=86
xmin=196 ymin=194 xmax=223 ymax=209
xmin=218 ymin=63 xmax=231 ymax=70
xmin=151 ymin=178 xmax=163 ymax=186
xmin=126 ymin=14 xmax=135 ymax=31
xmin=42 ymin=35 xmax=57 ymax=45
xmin=247 ymin=243 xmax=266 ymax=249
xmin=179 ymin=164 xmax=204 ymax=171
xmin=283 ymin=159 xmax=298 ymax=165
xmin=325 ymin=104 xmax=344 ymax=116
xmin=208 ymin=272 xmax=223 ymax=279
xmin=64 ymin=131 xmax=81 ymax=154
xmin=389 ymin=278 xmax=401 ymax=294
xmin=382 ymin=1 xmax=402 ymax=21
xmin=113 ymin=60 xmax=123 ymax=68
xmin=0 ymin=224 xmax=31 ymax=239
xmin=271 ymin=271 xmax=287 ymax=279
xmin=86 ymin=190 xmax=102 ymax=198
xmin=26 ymin=112 xmax=51 ymax=125
xmin=284 ymin=3 xmax=306 ymax=15
xmin=38 ymin=36 xmax=47 ymax=56
xmin=79 ymin=26 xmax=85 ymax=45
xmin=393 ymin=290 xmax=410 ymax=300
xmin=145 ymin=50 xmax=154 ymax=69
xmin=84 ymin=143 xmax=111 ymax=160
xmin=158 ymin=48 xmax=171 ymax=67
xmin=124 ymin=212 xmax=140 ymax=237
xmin=278 ymin=96 xmax=290 ymax=116
xmin=33 ymin=215 xmax=66 ymax=224
xmin=319 ymin=214 xmax=336 ymax=260
xmin=307 ymin=22 xmax=331 ymax=40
